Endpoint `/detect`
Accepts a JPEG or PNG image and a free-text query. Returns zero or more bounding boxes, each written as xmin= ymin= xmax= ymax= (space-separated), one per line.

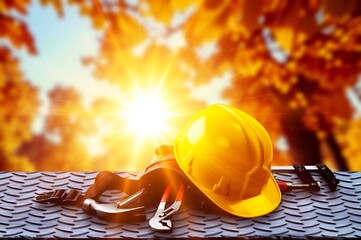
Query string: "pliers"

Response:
xmin=149 ymin=183 xmax=185 ymax=231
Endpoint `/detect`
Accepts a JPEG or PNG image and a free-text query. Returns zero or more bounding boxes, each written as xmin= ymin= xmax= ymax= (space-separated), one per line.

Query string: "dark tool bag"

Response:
xmin=35 ymin=145 xmax=218 ymax=212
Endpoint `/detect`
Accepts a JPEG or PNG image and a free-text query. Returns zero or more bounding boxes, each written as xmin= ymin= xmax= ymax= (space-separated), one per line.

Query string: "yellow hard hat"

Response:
xmin=174 ymin=104 xmax=281 ymax=218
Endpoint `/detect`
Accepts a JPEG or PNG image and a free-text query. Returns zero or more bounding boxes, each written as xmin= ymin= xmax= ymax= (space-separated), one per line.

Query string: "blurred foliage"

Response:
xmin=0 ymin=47 xmax=38 ymax=171
xmin=0 ymin=0 xmax=38 ymax=171
xmin=18 ymin=86 xmax=95 ymax=170
xmin=0 ymin=0 xmax=37 ymax=54
xmin=0 ymin=0 xmax=360 ymax=171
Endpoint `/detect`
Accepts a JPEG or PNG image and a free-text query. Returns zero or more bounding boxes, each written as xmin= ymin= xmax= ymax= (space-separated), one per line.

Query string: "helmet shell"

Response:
xmin=174 ymin=104 xmax=281 ymax=217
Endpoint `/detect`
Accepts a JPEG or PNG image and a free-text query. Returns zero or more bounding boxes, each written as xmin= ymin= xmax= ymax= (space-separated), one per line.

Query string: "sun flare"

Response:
xmin=120 ymin=90 xmax=173 ymax=141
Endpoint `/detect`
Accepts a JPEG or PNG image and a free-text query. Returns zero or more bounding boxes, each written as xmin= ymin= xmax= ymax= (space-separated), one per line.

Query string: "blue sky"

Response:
xmin=17 ymin=1 xmax=124 ymax=133
xmin=15 ymin=1 xmax=231 ymax=135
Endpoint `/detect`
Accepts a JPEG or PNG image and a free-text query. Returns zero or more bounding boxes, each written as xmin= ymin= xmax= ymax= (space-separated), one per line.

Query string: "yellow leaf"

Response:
xmin=185 ymin=0 xmax=231 ymax=44
xmin=140 ymin=0 xmax=173 ymax=24
xmin=269 ymin=1 xmax=304 ymax=52
xmin=40 ymin=0 xmax=63 ymax=17
xmin=171 ymin=0 xmax=200 ymax=11
xmin=272 ymin=27 xmax=294 ymax=52
xmin=92 ymin=13 xmax=104 ymax=29
xmin=114 ymin=13 xmax=147 ymax=46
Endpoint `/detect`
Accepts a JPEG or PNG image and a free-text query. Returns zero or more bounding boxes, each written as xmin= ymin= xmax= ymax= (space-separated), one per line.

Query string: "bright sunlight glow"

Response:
xmin=120 ymin=91 xmax=172 ymax=140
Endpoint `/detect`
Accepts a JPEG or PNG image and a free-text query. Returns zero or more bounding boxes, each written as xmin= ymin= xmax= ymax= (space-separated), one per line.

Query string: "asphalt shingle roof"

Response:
xmin=0 ymin=171 xmax=360 ymax=238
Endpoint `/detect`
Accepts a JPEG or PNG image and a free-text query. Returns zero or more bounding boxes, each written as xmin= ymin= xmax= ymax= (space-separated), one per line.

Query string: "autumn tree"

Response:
xmin=67 ymin=0 xmax=206 ymax=170
xmin=1 ymin=0 xmax=95 ymax=171
xmin=0 ymin=0 xmax=39 ymax=171
xmin=72 ymin=0 xmax=361 ymax=170
xmin=18 ymin=86 xmax=97 ymax=170
xmin=182 ymin=0 xmax=360 ymax=170
xmin=2 ymin=0 xmax=360 ymax=171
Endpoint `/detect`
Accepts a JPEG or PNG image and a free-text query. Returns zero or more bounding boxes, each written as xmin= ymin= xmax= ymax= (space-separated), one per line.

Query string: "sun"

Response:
xmin=120 ymin=90 xmax=173 ymax=141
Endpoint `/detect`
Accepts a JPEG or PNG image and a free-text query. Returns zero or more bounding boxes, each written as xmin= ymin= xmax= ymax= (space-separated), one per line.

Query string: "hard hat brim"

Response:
xmin=188 ymin=171 xmax=281 ymax=218
xmin=205 ymin=173 xmax=280 ymax=218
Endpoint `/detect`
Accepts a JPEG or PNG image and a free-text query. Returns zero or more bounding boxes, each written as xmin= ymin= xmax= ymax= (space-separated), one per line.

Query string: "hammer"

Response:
xmin=272 ymin=163 xmax=339 ymax=191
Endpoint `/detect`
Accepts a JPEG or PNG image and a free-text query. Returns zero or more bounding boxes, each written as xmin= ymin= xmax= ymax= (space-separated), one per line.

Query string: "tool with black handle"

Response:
xmin=293 ymin=164 xmax=318 ymax=184
xmin=316 ymin=164 xmax=340 ymax=191
xmin=271 ymin=163 xmax=339 ymax=191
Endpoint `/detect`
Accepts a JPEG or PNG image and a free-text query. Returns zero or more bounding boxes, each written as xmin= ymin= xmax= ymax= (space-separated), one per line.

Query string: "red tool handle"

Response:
xmin=175 ymin=184 xmax=184 ymax=201
xmin=160 ymin=183 xmax=185 ymax=202
xmin=277 ymin=182 xmax=290 ymax=192
xmin=277 ymin=181 xmax=320 ymax=192
xmin=161 ymin=184 xmax=172 ymax=202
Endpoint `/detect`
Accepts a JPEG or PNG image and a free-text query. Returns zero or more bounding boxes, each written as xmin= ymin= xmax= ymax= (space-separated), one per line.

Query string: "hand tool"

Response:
xmin=149 ymin=183 xmax=184 ymax=231
xmin=35 ymin=189 xmax=82 ymax=204
xmin=82 ymin=188 xmax=146 ymax=220
xmin=272 ymin=163 xmax=339 ymax=191
xmin=293 ymin=164 xmax=318 ymax=186
xmin=316 ymin=164 xmax=340 ymax=191
xmin=277 ymin=181 xmax=321 ymax=192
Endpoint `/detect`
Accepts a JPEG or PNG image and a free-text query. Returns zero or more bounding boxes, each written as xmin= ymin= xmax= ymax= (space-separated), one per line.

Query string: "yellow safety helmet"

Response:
xmin=174 ymin=104 xmax=281 ymax=218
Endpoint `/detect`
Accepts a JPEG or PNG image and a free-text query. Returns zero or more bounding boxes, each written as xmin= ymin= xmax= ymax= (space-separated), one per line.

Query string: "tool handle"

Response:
xmin=161 ymin=184 xmax=172 ymax=202
xmin=293 ymin=164 xmax=316 ymax=184
xmin=175 ymin=184 xmax=184 ymax=202
xmin=277 ymin=182 xmax=290 ymax=192
xmin=277 ymin=182 xmax=321 ymax=192
xmin=316 ymin=164 xmax=340 ymax=191
xmin=117 ymin=188 xmax=146 ymax=208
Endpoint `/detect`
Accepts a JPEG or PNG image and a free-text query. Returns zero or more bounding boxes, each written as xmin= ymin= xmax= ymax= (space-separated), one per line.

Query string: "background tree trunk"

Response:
xmin=281 ymin=109 xmax=348 ymax=170
xmin=281 ymin=110 xmax=323 ymax=165
xmin=325 ymin=132 xmax=349 ymax=170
